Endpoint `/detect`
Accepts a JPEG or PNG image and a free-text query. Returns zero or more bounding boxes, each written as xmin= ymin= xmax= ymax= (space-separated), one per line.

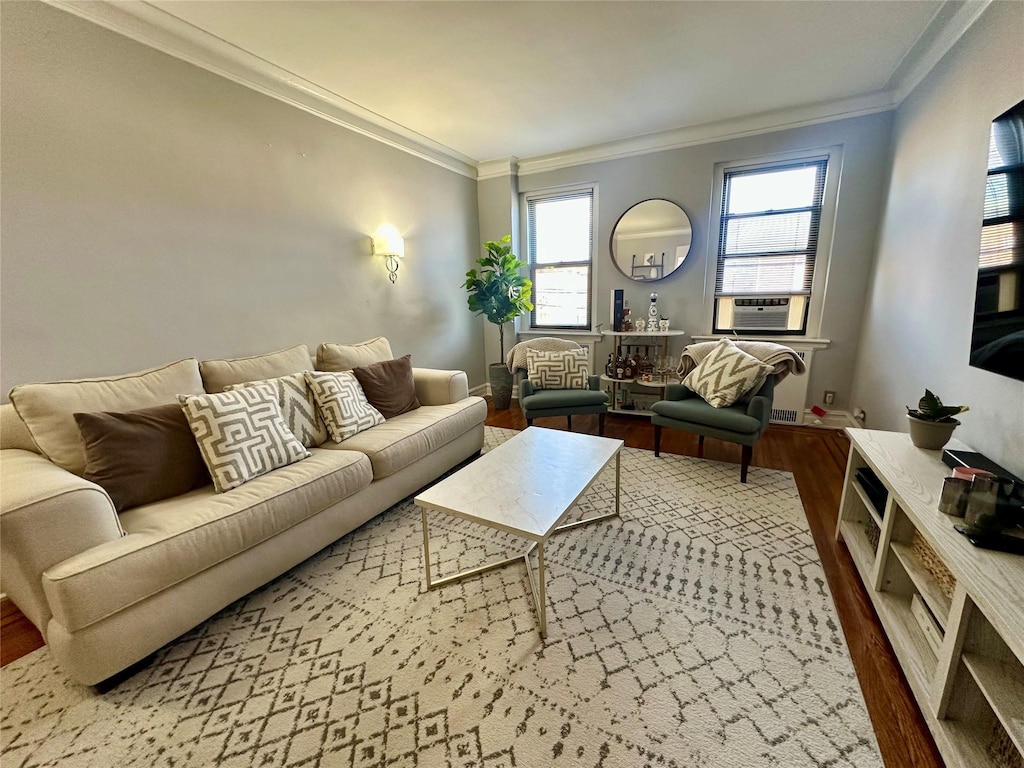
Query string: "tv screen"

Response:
xmin=970 ymin=98 xmax=1024 ymax=381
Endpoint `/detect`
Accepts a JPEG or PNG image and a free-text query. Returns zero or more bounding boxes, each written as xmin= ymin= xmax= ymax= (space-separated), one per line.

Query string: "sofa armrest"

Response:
xmin=587 ymin=375 xmax=601 ymax=391
xmin=0 ymin=449 xmax=123 ymax=633
xmin=746 ymin=376 xmax=776 ymax=433
xmin=663 ymin=384 xmax=697 ymax=401
xmin=412 ymin=368 xmax=469 ymax=405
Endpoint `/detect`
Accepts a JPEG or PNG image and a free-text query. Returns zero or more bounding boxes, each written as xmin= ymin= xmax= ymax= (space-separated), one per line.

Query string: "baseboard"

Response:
xmin=802 ymin=409 xmax=857 ymax=429
xmin=471 ymin=383 xmax=518 ymax=400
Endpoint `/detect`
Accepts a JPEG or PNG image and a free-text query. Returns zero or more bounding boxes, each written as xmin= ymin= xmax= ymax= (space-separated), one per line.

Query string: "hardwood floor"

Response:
xmin=0 ymin=401 xmax=942 ymax=767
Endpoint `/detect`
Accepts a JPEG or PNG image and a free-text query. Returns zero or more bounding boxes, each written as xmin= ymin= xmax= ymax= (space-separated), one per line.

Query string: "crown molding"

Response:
xmin=476 ymin=158 xmax=520 ymax=181
xmin=516 ymin=91 xmax=897 ymax=176
xmin=43 ymin=0 xmax=478 ymax=179
xmin=889 ymin=0 xmax=992 ymax=103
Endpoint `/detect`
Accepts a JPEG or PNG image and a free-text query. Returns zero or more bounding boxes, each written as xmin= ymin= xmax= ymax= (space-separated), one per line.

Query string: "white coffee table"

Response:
xmin=415 ymin=427 xmax=623 ymax=638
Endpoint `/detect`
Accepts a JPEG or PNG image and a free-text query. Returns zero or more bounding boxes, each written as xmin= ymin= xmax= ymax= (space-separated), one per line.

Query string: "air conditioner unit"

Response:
xmin=733 ymin=297 xmax=790 ymax=332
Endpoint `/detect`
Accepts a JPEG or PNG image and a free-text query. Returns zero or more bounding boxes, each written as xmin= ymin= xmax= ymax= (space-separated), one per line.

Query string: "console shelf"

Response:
xmin=837 ymin=429 xmax=1024 ymax=768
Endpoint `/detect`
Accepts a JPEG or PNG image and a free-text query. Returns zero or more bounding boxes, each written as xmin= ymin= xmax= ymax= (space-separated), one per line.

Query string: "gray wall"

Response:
xmin=850 ymin=1 xmax=1024 ymax=476
xmin=476 ymin=174 xmax=519 ymax=369
xmin=511 ymin=111 xmax=894 ymax=411
xmin=0 ymin=1 xmax=485 ymax=395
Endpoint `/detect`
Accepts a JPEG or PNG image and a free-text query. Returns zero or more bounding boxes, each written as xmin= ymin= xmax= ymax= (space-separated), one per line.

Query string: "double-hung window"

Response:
xmin=713 ymin=159 xmax=828 ymax=334
xmin=526 ymin=187 xmax=595 ymax=330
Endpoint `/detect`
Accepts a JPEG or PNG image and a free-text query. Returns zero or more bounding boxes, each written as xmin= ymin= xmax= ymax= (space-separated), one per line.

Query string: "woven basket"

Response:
xmin=987 ymin=720 xmax=1024 ymax=768
xmin=865 ymin=519 xmax=880 ymax=550
xmin=912 ymin=531 xmax=956 ymax=600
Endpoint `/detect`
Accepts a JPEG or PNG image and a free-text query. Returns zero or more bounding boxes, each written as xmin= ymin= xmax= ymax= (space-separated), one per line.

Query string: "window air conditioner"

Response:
xmin=732 ymin=297 xmax=790 ymax=332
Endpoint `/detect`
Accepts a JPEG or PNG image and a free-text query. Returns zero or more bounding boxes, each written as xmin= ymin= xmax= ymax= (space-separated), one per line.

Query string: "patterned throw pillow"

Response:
xmin=226 ymin=372 xmax=329 ymax=449
xmin=179 ymin=389 xmax=310 ymax=493
xmin=526 ymin=348 xmax=589 ymax=390
xmin=304 ymin=371 xmax=385 ymax=442
xmin=683 ymin=339 xmax=774 ymax=408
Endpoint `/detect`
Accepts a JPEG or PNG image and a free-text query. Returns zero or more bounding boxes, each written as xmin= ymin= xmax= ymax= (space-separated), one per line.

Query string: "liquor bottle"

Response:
xmin=622 ymin=308 xmax=632 ymax=332
xmin=615 ymin=355 xmax=625 ymax=380
xmin=604 ymin=353 xmax=613 ymax=377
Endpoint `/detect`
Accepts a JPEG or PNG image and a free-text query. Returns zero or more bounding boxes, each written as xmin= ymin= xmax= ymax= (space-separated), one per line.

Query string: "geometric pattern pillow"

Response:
xmin=683 ymin=338 xmax=774 ymax=408
xmin=526 ymin=348 xmax=589 ymax=390
xmin=226 ymin=372 xmax=329 ymax=449
xmin=178 ymin=389 xmax=310 ymax=493
xmin=303 ymin=371 xmax=385 ymax=443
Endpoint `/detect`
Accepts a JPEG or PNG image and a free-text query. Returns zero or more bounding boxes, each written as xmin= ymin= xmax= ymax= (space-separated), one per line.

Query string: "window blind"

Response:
xmin=980 ymin=154 xmax=1023 ymax=270
xmin=715 ymin=160 xmax=827 ymax=297
xmin=527 ymin=189 xmax=594 ymax=329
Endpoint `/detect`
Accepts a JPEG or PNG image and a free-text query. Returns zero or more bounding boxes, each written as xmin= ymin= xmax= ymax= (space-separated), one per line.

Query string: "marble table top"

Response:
xmin=415 ymin=427 xmax=623 ymax=541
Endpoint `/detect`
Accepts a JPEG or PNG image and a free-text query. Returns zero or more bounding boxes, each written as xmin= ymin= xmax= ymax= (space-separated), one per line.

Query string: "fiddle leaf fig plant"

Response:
xmin=906 ymin=389 xmax=969 ymax=423
xmin=463 ymin=235 xmax=533 ymax=361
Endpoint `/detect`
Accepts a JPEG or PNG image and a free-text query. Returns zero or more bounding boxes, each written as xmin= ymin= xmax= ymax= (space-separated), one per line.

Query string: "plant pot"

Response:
xmin=489 ymin=363 xmax=513 ymax=410
xmin=907 ymin=415 xmax=959 ymax=450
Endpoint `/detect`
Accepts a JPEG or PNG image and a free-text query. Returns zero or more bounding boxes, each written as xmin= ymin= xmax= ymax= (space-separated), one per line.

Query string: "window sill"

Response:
xmin=693 ymin=334 xmax=831 ymax=349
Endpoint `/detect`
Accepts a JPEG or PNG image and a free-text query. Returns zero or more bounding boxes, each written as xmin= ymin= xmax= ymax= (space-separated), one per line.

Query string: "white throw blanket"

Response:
xmin=677 ymin=340 xmax=805 ymax=384
xmin=506 ymin=337 xmax=581 ymax=373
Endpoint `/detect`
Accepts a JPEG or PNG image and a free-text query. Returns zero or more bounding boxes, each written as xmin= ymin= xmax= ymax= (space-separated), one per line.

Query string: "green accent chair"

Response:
xmin=520 ymin=375 xmax=608 ymax=434
xmin=651 ymin=376 xmax=775 ymax=483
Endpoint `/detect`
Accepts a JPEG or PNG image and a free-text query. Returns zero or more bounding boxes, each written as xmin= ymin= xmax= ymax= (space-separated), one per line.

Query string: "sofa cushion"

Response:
xmin=42 ymin=449 xmax=372 ymax=633
xmin=9 ymin=358 xmax=205 ymax=476
xmin=179 ymin=389 xmax=310 ymax=493
xmin=320 ymin=397 xmax=487 ymax=479
xmin=305 ymin=371 xmax=385 ymax=442
xmin=352 ymin=354 xmax=420 ymax=419
xmin=199 ymin=344 xmax=311 ymax=393
xmin=651 ymin=398 xmax=761 ymax=434
xmin=521 ymin=389 xmax=608 ymax=410
xmin=316 ymin=337 xmax=393 ymax=371
xmin=226 ymin=372 xmax=329 ymax=449
xmin=74 ymin=403 xmax=211 ymax=513
xmin=682 ymin=338 xmax=773 ymax=408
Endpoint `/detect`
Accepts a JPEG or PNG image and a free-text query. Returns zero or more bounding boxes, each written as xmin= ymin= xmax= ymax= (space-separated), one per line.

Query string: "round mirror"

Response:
xmin=610 ymin=199 xmax=692 ymax=282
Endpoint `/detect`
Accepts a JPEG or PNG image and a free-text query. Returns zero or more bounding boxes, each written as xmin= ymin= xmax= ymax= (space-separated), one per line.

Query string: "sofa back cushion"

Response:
xmin=199 ymin=344 xmax=311 ymax=393
xmin=0 ymin=403 xmax=36 ymax=452
xmin=352 ymin=355 xmax=421 ymax=419
xmin=226 ymin=372 xmax=329 ymax=448
xmin=75 ymin=403 xmax=211 ymax=512
xmin=316 ymin=337 xmax=393 ymax=371
xmin=9 ymin=358 xmax=205 ymax=475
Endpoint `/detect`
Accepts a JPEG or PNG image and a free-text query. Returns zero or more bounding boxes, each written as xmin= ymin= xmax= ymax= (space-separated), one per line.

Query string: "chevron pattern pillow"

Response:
xmin=179 ymin=389 xmax=310 ymax=493
xmin=683 ymin=338 xmax=774 ymax=408
xmin=526 ymin=348 xmax=589 ymax=390
xmin=226 ymin=373 xmax=329 ymax=449
xmin=304 ymin=370 xmax=385 ymax=442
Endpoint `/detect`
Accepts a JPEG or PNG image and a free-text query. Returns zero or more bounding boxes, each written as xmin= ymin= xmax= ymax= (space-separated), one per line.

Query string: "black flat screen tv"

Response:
xmin=970 ymin=98 xmax=1024 ymax=381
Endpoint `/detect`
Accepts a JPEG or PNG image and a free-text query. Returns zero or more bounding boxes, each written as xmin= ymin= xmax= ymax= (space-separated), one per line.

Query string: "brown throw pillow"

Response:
xmin=351 ymin=354 xmax=420 ymax=419
xmin=74 ymin=403 xmax=211 ymax=512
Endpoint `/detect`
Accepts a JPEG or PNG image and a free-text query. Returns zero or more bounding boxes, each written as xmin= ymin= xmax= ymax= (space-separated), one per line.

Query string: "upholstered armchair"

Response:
xmin=651 ymin=376 xmax=775 ymax=483
xmin=507 ymin=338 xmax=609 ymax=434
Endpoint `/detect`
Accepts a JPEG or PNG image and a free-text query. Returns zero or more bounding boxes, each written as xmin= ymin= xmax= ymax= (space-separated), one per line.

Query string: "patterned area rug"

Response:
xmin=1 ymin=427 xmax=881 ymax=767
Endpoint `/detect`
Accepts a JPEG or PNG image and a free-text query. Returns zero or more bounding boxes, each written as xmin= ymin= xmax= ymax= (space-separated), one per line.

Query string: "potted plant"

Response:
xmin=906 ymin=389 xmax=969 ymax=450
xmin=463 ymin=235 xmax=533 ymax=409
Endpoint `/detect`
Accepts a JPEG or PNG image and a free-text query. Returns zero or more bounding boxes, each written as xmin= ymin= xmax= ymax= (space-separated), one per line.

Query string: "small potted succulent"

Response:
xmin=906 ymin=389 xmax=969 ymax=450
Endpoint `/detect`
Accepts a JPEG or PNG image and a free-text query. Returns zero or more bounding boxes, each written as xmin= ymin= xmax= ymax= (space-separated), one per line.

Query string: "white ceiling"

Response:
xmin=56 ymin=0 xmax=987 ymax=173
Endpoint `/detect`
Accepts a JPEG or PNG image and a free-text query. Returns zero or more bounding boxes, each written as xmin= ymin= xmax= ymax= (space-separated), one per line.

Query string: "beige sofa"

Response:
xmin=0 ymin=341 xmax=485 ymax=685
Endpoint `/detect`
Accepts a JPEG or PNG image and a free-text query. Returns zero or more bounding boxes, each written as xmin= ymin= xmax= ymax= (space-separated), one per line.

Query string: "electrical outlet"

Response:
xmin=823 ymin=390 xmax=836 ymax=405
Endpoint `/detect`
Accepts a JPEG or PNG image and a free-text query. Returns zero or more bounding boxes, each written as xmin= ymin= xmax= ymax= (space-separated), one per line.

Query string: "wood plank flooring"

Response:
xmin=0 ymin=401 xmax=942 ymax=767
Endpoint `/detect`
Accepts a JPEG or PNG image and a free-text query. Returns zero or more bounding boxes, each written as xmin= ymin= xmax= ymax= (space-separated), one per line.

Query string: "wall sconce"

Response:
xmin=372 ymin=232 xmax=405 ymax=284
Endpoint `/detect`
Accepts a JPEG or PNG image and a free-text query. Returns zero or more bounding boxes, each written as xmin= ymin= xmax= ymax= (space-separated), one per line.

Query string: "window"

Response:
xmin=526 ymin=187 xmax=594 ymax=330
xmin=713 ymin=159 xmax=828 ymax=334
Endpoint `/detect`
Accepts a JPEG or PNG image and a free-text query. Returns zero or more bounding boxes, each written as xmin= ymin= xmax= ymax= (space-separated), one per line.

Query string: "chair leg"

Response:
xmin=526 ymin=418 xmax=533 ymax=427
xmin=567 ymin=414 xmax=572 ymax=431
xmin=697 ymin=435 xmax=705 ymax=459
xmin=598 ymin=413 xmax=605 ymax=436
xmin=654 ymin=424 xmax=662 ymax=457
xmin=740 ymin=444 xmax=752 ymax=483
